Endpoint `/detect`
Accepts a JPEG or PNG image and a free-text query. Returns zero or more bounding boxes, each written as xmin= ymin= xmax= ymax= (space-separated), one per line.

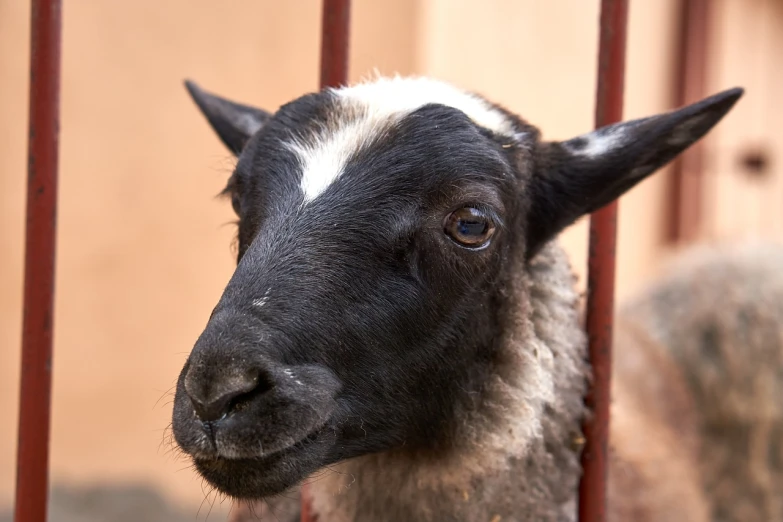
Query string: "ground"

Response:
xmin=0 ymin=483 xmax=235 ymax=522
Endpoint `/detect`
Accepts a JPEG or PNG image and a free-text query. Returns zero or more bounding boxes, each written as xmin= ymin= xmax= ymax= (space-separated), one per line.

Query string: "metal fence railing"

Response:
xmin=14 ymin=1 xmax=628 ymax=521
xmin=578 ymin=2 xmax=627 ymax=521
xmin=15 ymin=1 xmax=62 ymax=522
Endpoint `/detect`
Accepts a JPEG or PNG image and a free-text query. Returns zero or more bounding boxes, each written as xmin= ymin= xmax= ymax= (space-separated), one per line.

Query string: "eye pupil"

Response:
xmin=457 ymin=219 xmax=487 ymax=237
xmin=444 ymin=207 xmax=496 ymax=248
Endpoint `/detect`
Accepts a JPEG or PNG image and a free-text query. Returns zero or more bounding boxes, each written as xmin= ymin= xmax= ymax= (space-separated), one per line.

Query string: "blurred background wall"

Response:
xmin=1 ymin=0 xmax=781 ymax=515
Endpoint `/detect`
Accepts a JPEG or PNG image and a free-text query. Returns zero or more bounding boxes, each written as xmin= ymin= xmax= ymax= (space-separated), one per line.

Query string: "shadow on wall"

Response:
xmin=0 ymin=483 xmax=232 ymax=522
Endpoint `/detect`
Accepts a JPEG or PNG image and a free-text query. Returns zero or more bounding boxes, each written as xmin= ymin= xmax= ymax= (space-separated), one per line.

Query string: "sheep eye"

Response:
xmin=443 ymin=207 xmax=495 ymax=248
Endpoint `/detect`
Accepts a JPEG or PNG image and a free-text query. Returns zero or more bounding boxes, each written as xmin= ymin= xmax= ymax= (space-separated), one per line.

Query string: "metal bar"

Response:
xmin=14 ymin=1 xmax=62 ymax=522
xmin=666 ymin=0 xmax=710 ymax=243
xmin=319 ymin=0 xmax=351 ymax=90
xmin=300 ymin=489 xmax=316 ymax=522
xmin=301 ymin=1 xmax=351 ymax=520
xmin=578 ymin=1 xmax=628 ymax=521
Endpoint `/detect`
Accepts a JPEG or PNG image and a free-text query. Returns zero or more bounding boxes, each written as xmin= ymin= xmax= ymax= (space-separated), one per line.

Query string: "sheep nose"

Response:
xmin=183 ymin=370 xmax=264 ymax=422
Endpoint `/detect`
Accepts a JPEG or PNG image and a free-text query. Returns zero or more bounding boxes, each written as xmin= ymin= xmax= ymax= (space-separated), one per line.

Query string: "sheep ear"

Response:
xmin=525 ymin=87 xmax=744 ymax=258
xmin=184 ymin=80 xmax=271 ymax=156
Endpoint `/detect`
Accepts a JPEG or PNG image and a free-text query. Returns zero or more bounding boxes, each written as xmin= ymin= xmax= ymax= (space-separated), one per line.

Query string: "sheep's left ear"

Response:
xmin=184 ymin=80 xmax=272 ymax=156
xmin=525 ymin=87 xmax=744 ymax=258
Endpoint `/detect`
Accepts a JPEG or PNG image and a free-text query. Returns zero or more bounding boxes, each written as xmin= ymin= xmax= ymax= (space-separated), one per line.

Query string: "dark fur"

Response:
xmin=171 ymin=77 xmax=742 ymax=520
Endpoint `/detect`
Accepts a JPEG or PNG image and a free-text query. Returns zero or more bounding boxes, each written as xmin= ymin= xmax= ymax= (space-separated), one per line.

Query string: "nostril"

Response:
xmin=186 ymin=372 xmax=270 ymax=423
xmin=190 ymin=392 xmax=238 ymax=423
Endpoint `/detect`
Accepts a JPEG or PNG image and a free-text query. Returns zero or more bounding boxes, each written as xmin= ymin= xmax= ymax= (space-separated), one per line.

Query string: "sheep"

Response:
xmin=170 ymin=75 xmax=745 ymax=521
xmin=225 ymin=241 xmax=783 ymax=522
xmin=617 ymin=241 xmax=783 ymax=522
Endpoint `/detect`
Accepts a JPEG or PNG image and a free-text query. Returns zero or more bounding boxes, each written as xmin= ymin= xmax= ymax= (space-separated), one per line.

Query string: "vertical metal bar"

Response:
xmin=14 ymin=1 xmax=62 ymax=522
xmin=666 ymin=0 xmax=710 ymax=243
xmin=301 ymin=1 xmax=351 ymax=521
xmin=319 ymin=0 xmax=351 ymax=90
xmin=300 ymin=487 xmax=316 ymax=522
xmin=578 ymin=1 xmax=628 ymax=522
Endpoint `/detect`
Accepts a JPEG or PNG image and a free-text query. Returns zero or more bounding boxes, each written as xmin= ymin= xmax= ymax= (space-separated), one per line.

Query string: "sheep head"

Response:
xmin=171 ymin=77 xmax=742 ymax=499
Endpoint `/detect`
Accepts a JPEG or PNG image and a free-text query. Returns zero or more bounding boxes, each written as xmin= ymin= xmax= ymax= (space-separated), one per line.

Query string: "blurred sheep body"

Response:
xmin=618 ymin=242 xmax=783 ymax=522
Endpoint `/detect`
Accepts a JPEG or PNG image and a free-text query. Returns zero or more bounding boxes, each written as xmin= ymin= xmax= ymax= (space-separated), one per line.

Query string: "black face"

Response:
xmin=171 ymin=80 xmax=742 ymax=499
xmin=173 ymin=93 xmax=533 ymax=498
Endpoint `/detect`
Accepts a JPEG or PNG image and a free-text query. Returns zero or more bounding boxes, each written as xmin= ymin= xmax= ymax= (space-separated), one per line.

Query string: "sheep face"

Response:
xmin=171 ymin=77 xmax=742 ymax=500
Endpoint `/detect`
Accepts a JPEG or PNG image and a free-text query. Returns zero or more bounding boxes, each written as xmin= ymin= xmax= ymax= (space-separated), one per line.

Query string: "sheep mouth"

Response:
xmin=192 ymin=425 xmax=333 ymax=499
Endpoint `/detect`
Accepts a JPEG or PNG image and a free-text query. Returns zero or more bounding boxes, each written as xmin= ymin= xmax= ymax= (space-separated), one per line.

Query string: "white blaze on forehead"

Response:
xmin=288 ymin=76 xmax=518 ymax=202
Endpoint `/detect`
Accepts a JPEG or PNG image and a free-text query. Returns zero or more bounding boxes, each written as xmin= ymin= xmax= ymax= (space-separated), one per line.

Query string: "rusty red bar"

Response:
xmin=319 ymin=0 xmax=351 ymax=90
xmin=14 ymin=1 xmax=62 ymax=522
xmin=301 ymin=1 xmax=351 ymax=520
xmin=578 ymin=1 xmax=628 ymax=521
xmin=300 ymin=489 xmax=316 ymax=522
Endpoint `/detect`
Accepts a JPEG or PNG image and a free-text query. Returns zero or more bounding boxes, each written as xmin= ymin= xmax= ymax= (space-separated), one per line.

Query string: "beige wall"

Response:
xmin=1 ymin=0 xmax=780 ymax=511
xmin=708 ymin=0 xmax=783 ymax=242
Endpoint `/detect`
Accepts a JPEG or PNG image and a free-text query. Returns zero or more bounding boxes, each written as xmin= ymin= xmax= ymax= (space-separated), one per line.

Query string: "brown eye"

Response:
xmin=444 ymin=207 xmax=496 ymax=248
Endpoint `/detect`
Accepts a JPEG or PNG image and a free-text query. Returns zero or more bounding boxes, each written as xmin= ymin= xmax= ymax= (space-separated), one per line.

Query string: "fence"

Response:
xmin=14 ymin=1 xmax=634 ymax=521
xmin=15 ymin=1 xmax=61 ymax=522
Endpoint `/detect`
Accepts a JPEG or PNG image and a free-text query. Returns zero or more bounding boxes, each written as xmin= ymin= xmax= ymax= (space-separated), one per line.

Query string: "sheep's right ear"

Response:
xmin=184 ymin=80 xmax=271 ymax=156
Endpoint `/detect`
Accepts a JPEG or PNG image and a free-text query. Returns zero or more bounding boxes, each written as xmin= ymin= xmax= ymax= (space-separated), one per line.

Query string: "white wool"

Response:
xmin=288 ymin=75 xmax=518 ymax=202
